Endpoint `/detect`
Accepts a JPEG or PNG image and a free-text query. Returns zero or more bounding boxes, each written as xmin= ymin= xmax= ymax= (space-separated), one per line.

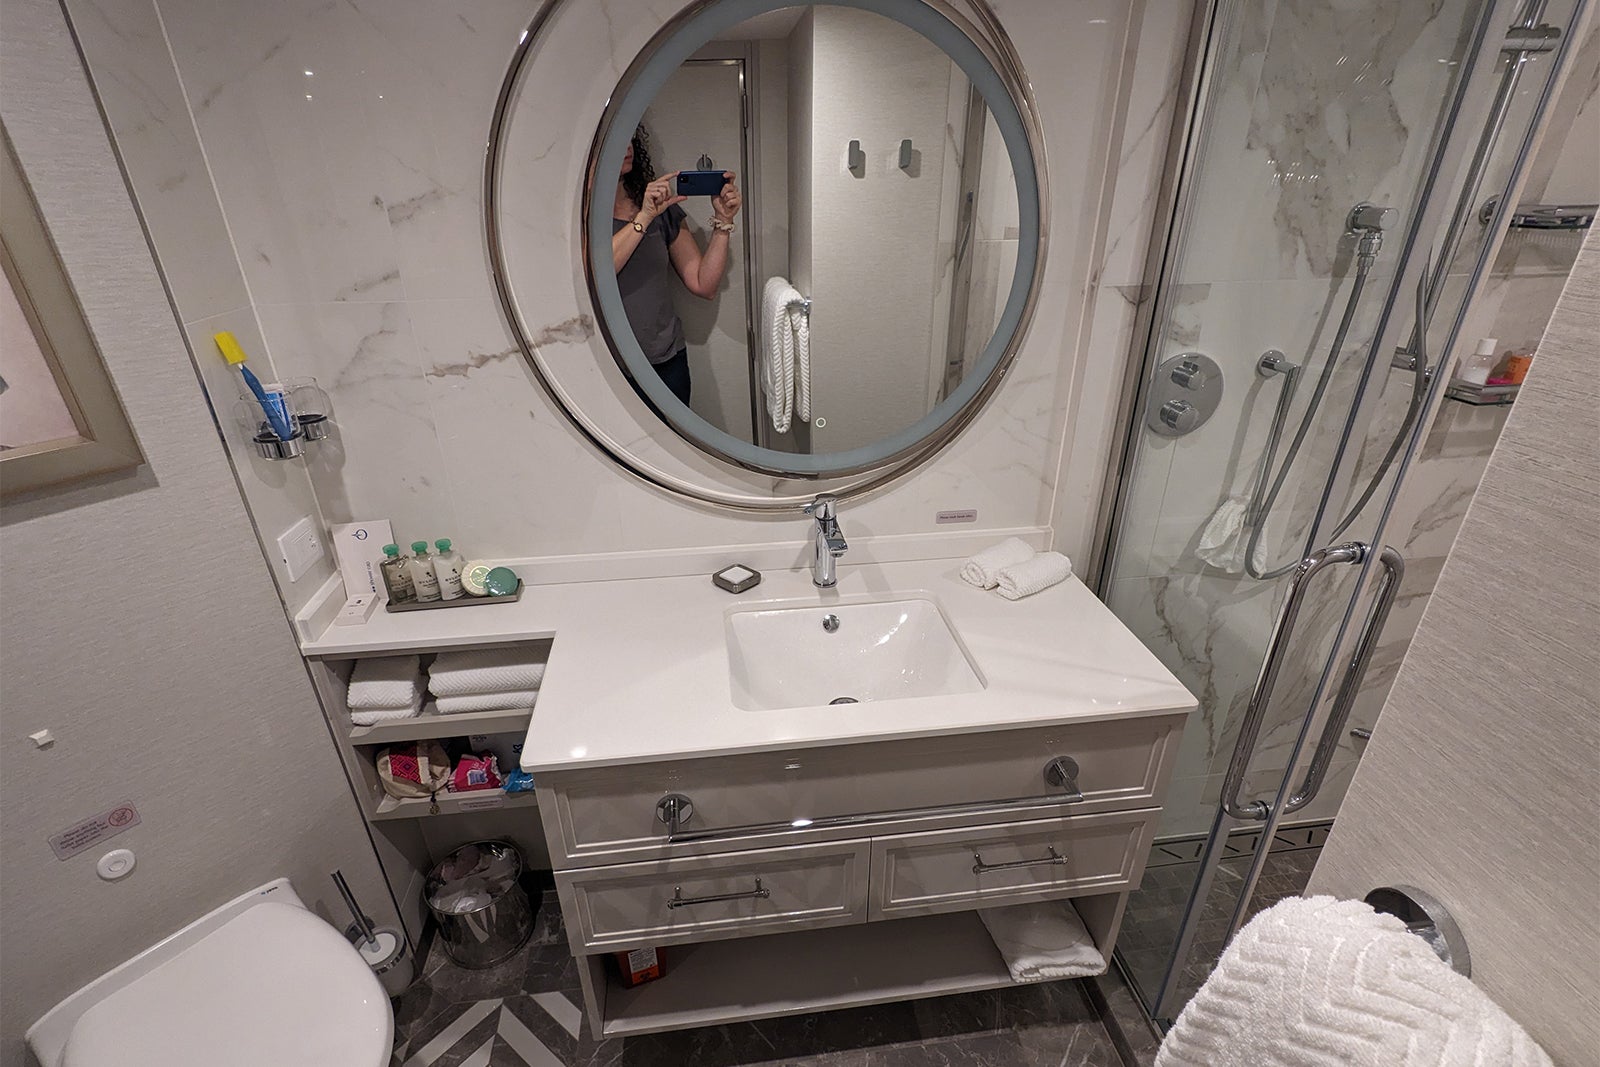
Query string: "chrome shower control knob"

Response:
xmin=1158 ymin=400 xmax=1197 ymax=433
xmin=1170 ymin=359 xmax=1208 ymax=390
xmin=821 ymin=614 xmax=840 ymax=633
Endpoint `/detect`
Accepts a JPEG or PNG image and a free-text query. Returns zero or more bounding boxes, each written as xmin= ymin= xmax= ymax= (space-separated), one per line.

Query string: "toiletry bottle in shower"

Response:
xmin=1461 ymin=337 xmax=1499 ymax=386
xmin=432 ymin=539 xmax=465 ymax=601
xmin=381 ymin=544 xmax=416 ymax=605
xmin=408 ymin=541 xmax=442 ymax=602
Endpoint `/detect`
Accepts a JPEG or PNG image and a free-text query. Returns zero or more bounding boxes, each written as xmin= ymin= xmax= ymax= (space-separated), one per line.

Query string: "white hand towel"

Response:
xmin=979 ymin=901 xmax=1105 ymax=983
xmin=428 ymin=648 xmax=547 ymax=697
xmin=995 ymin=551 xmax=1073 ymax=600
xmin=792 ymin=295 xmax=811 ymax=424
xmin=961 ymin=537 xmax=1036 ymax=589
xmin=1195 ymin=495 xmax=1277 ymax=575
xmin=1157 ymin=896 xmax=1553 ymax=1067
xmin=761 ymin=277 xmax=800 ymax=432
xmin=350 ymin=682 xmax=423 ymax=727
xmin=435 ymin=689 xmax=540 ymax=715
xmin=347 ymin=655 xmax=423 ymax=710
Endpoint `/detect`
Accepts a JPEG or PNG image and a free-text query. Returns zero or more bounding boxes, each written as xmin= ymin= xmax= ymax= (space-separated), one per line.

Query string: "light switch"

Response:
xmin=277 ymin=516 xmax=324 ymax=582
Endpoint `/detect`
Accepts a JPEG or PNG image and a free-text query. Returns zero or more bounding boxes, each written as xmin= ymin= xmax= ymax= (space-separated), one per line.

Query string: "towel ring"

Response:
xmin=1366 ymin=885 xmax=1470 ymax=977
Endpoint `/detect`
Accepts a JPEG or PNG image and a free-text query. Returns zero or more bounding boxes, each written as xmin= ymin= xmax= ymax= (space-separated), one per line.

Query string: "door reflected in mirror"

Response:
xmin=604 ymin=5 xmax=1021 ymax=456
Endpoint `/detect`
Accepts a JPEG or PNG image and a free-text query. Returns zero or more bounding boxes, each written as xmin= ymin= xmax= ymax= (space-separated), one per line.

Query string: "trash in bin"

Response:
xmin=425 ymin=840 xmax=534 ymax=969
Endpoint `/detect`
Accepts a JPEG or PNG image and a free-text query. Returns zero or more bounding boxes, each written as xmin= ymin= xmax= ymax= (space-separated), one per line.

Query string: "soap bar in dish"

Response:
xmin=712 ymin=564 xmax=761 ymax=594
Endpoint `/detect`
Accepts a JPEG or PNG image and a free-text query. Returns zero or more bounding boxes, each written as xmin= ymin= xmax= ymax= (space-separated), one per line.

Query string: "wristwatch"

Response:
xmin=632 ymin=219 xmax=646 ymax=233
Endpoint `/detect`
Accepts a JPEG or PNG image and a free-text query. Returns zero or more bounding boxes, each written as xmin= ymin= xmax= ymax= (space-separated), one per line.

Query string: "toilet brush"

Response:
xmin=331 ymin=870 xmax=415 ymax=996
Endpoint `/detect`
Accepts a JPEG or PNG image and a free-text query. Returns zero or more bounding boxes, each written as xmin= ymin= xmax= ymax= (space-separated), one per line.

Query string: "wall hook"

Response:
xmin=898 ymin=138 xmax=914 ymax=171
xmin=847 ymin=139 xmax=865 ymax=177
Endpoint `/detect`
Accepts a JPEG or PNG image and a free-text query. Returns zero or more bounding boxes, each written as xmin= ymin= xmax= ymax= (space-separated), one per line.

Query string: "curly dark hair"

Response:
xmin=620 ymin=126 xmax=656 ymax=210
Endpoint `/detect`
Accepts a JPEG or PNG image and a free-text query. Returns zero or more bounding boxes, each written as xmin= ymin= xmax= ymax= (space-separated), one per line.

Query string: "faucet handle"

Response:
xmin=804 ymin=494 xmax=839 ymax=520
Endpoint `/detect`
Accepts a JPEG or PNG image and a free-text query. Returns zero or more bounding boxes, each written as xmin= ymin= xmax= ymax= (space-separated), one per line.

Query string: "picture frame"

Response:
xmin=1 ymin=125 xmax=143 ymax=497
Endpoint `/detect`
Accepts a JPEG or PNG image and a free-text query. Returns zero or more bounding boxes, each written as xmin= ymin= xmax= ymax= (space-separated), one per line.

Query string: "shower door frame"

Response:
xmin=1089 ymin=0 xmax=1581 ymax=1026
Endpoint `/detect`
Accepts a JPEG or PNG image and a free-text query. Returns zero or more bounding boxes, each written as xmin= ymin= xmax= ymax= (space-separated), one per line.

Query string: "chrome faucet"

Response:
xmin=804 ymin=494 xmax=848 ymax=587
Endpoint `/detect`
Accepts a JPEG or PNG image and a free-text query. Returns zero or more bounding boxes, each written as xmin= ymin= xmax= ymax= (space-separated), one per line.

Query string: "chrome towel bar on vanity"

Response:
xmin=655 ymin=756 xmax=1085 ymax=843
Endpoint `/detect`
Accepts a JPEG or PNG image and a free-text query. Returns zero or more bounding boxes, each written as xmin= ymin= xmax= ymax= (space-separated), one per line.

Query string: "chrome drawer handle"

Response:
xmin=972 ymin=846 xmax=1067 ymax=875
xmin=666 ymin=878 xmax=771 ymax=910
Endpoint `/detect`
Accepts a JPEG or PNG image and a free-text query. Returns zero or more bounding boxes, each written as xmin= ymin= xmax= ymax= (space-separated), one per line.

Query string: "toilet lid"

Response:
xmin=61 ymin=903 xmax=392 ymax=1067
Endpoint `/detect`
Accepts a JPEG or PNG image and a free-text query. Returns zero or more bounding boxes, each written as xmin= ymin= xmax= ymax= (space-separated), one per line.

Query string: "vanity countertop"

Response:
xmin=302 ymin=557 xmax=1194 ymax=773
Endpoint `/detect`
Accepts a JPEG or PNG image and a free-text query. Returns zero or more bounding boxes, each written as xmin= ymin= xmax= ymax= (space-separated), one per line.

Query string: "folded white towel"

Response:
xmin=979 ymin=901 xmax=1105 ymax=983
xmin=1157 ymin=895 xmax=1553 ymax=1067
xmin=428 ymin=648 xmax=547 ymax=697
xmin=995 ymin=551 xmax=1072 ymax=600
xmin=347 ymin=655 xmax=423 ymax=710
xmin=960 ymin=537 xmax=1036 ymax=589
xmin=350 ymin=683 xmax=424 ymax=727
xmin=435 ymin=689 xmax=540 ymax=715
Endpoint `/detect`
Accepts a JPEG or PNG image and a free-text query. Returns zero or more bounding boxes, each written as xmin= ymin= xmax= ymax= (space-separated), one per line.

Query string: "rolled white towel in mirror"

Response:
xmin=960 ymin=537 xmax=1036 ymax=589
xmin=995 ymin=551 xmax=1073 ymax=600
xmin=348 ymin=655 xmax=423 ymax=709
xmin=435 ymin=688 xmax=540 ymax=715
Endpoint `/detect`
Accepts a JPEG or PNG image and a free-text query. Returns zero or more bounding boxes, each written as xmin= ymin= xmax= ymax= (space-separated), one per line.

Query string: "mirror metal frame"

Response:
xmin=486 ymin=0 xmax=1047 ymax=511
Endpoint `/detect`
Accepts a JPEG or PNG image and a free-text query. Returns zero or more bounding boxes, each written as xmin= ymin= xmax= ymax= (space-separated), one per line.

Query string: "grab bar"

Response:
xmin=1285 ymin=546 xmax=1404 ymax=813
xmin=655 ymin=756 xmax=1084 ymax=844
xmin=1245 ymin=351 xmax=1301 ymax=527
xmin=1221 ymin=542 xmax=1368 ymax=820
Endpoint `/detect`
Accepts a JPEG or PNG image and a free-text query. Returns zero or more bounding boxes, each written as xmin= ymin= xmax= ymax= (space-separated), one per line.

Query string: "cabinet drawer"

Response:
xmin=556 ymin=840 xmax=869 ymax=952
xmin=869 ymin=809 xmax=1156 ymax=921
xmin=538 ymin=715 xmax=1185 ymax=867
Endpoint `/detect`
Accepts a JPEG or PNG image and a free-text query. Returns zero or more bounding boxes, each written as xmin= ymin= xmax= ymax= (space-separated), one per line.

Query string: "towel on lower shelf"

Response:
xmin=1156 ymin=895 xmax=1553 ymax=1067
xmin=349 ymin=681 xmax=424 ymax=727
xmin=428 ymin=647 xmax=546 ymax=697
xmin=979 ymin=901 xmax=1105 ymax=983
xmin=347 ymin=655 xmax=423 ymax=709
xmin=960 ymin=537 xmax=1036 ymax=589
xmin=435 ymin=688 xmax=540 ymax=715
xmin=995 ymin=551 xmax=1072 ymax=600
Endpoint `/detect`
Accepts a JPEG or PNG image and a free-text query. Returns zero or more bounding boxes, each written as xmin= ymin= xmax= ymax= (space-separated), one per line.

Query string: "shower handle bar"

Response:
xmin=1220 ymin=542 xmax=1369 ymax=821
xmin=1283 ymin=546 xmax=1405 ymax=814
xmin=1246 ymin=351 xmax=1302 ymax=527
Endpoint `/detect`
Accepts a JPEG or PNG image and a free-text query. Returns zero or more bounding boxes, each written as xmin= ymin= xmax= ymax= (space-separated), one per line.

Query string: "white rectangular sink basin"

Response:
xmin=726 ymin=597 xmax=985 ymax=711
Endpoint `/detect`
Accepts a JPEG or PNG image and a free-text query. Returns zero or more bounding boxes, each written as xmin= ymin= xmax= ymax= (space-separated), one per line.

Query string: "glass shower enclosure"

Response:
xmin=1094 ymin=0 xmax=1588 ymax=1027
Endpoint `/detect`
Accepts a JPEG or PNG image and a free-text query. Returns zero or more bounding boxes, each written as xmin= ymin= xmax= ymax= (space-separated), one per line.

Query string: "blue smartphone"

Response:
xmin=676 ymin=170 xmax=729 ymax=197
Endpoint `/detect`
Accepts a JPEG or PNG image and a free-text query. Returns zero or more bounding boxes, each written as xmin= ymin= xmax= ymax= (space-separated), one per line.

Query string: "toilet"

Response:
xmin=25 ymin=879 xmax=393 ymax=1067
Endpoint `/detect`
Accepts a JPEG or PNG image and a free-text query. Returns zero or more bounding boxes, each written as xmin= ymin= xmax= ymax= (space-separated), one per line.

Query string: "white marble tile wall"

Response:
xmin=64 ymin=0 xmax=1170 ymax=611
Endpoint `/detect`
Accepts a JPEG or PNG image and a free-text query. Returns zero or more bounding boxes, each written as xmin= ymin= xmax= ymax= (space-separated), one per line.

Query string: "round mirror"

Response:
xmin=490 ymin=0 xmax=1044 ymax=497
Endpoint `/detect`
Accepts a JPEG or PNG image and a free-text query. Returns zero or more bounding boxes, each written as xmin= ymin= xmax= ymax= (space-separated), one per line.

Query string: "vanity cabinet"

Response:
xmin=536 ymin=712 xmax=1185 ymax=1038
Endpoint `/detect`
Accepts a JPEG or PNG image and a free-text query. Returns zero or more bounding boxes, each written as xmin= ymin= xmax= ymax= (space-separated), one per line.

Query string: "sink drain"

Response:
xmin=829 ymin=696 xmax=860 ymax=705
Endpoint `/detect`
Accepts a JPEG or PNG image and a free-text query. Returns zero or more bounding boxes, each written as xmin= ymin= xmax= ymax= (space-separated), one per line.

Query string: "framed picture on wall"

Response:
xmin=1 ymin=125 xmax=143 ymax=497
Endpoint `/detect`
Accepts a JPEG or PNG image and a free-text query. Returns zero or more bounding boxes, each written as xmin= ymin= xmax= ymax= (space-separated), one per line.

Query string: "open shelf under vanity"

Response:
xmin=587 ymin=906 xmax=1110 ymax=1037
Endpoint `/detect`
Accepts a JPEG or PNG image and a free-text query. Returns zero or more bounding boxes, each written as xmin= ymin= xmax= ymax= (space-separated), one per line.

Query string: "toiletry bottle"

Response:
xmin=433 ymin=539 xmax=465 ymax=600
xmin=408 ymin=541 xmax=442 ymax=602
xmin=380 ymin=544 xmax=416 ymax=604
xmin=1461 ymin=337 xmax=1498 ymax=386
xmin=1504 ymin=349 xmax=1533 ymax=384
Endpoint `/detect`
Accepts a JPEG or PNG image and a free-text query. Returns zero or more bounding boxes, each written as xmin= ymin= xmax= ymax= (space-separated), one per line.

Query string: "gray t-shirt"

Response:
xmin=613 ymin=204 xmax=687 ymax=365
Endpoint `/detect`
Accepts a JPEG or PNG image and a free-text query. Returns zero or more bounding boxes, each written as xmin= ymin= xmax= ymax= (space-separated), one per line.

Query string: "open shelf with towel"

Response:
xmin=302 ymin=638 xmax=553 ymax=944
xmin=580 ymin=897 xmax=1113 ymax=1037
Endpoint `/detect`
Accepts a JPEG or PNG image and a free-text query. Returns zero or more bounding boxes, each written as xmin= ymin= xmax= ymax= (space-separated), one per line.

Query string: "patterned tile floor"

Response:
xmin=391 ymin=891 xmax=1124 ymax=1066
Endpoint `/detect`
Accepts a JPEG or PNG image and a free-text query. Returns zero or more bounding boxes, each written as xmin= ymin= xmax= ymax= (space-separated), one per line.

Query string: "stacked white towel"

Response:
xmin=960 ymin=540 xmax=1073 ymax=599
xmin=1157 ymin=895 xmax=1553 ymax=1067
xmin=979 ymin=901 xmax=1105 ymax=983
xmin=347 ymin=656 xmax=424 ymax=726
xmin=428 ymin=647 xmax=546 ymax=715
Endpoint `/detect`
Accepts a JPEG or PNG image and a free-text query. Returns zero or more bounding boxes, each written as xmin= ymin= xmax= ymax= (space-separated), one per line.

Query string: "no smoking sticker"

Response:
xmin=49 ymin=802 xmax=141 ymax=860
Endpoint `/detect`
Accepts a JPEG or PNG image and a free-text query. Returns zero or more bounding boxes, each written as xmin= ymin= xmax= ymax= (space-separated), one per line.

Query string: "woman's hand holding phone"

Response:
xmin=638 ymin=172 xmax=687 ymax=224
xmin=712 ymin=173 xmax=742 ymax=225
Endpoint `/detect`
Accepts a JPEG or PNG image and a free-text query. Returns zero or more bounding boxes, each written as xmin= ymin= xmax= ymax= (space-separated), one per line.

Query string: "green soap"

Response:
xmin=484 ymin=566 xmax=519 ymax=597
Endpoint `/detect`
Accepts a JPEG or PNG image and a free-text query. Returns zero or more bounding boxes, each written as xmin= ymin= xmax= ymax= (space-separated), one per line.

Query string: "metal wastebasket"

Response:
xmin=425 ymin=840 xmax=534 ymax=968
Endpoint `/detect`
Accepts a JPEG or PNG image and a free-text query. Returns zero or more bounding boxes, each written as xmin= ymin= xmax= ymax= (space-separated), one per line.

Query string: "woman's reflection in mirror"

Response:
xmin=610 ymin=125 xmax=742 ymax=406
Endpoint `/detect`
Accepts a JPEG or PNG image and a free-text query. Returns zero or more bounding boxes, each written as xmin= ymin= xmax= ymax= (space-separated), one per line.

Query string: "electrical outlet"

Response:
xmin=277 ymin=516 xmax=324 ymax=582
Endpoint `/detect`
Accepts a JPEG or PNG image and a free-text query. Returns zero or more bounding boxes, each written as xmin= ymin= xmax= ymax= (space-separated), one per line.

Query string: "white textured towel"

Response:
xmin=350 ymin=681 xmax=423 ymax=726
xmin=960 ymin=537 xmax=1036 ymax=589
xmin=1157 ymin=896 xmax=1553 ymax=1067
xmin=347 ymin=655 xmax=423 ymax=710
xmin=1195 ymin=495 xmax=1277 ymax=574
xmin=428 ymin=648 xmax=546 ymax=697
xmin=435 ymin=689 xmax=540 ymax=715
xmin=979 ymin=902 xmax=1105 ymax=983
xmin=995 ymin=551 xmax=1073 ymax=600
xmin=761 ymin=276 xmax=810 ymax=432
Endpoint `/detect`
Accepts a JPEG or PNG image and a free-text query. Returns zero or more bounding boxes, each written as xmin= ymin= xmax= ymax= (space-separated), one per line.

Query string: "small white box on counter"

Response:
xmin=331 ymin=520 xmax=393 ymax=599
